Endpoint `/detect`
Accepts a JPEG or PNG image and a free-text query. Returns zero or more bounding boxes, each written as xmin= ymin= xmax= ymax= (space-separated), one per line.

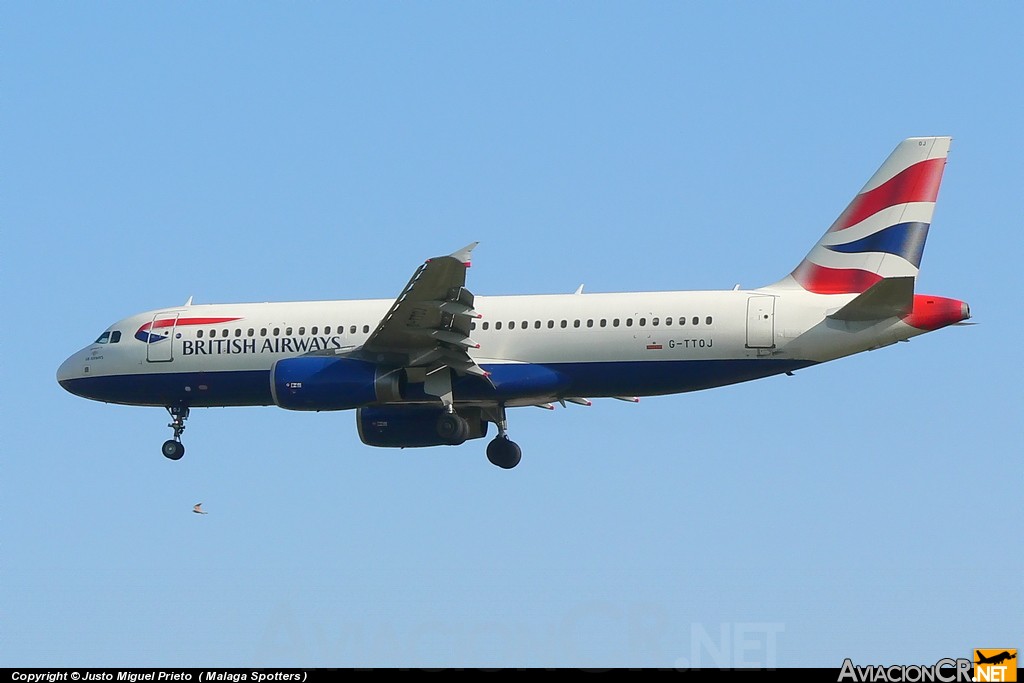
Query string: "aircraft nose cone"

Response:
xmin=57 ymin=354 xmax=80 ymax=391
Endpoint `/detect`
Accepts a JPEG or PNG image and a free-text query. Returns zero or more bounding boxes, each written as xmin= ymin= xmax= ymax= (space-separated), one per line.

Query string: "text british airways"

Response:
xmin=181 ymin=335 xmax=344 ymax=356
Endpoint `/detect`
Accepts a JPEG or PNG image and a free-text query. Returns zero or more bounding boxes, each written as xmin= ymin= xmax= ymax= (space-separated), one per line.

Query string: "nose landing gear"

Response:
xmin=162 ymin=406 xmax=189 ymax=460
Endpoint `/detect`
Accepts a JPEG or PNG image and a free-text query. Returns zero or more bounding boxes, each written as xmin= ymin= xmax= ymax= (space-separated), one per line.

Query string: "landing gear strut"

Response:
xmin=162 ymin=406 xmax=189 ymax=460
xmin=484 ymin=405 xmax=522 ymax=469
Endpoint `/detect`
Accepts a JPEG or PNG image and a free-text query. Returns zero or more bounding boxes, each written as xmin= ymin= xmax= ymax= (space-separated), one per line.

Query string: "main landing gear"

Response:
xmin=162 ymin=406 xmax=188 ymax=460
xmin=486 ymin=436 xmax=521 ymax=470
xmin=484 ymin=405 xmax=521 ymax=470
xmin=436 ymin=409 xmax=470 ymax=446
xmin=438 ymin=404 xmax=523 ymax=469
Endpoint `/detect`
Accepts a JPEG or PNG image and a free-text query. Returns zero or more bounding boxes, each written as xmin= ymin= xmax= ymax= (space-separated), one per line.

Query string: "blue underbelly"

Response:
xmin=59 ymin=358 xmax=815 ymax=407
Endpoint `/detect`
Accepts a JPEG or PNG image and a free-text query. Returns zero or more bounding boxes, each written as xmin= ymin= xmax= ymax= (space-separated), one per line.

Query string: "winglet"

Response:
xmin=184 ymin=296 xmax=194 ymax=306
xmin=449 ymin=242 xmax=479 ymax=267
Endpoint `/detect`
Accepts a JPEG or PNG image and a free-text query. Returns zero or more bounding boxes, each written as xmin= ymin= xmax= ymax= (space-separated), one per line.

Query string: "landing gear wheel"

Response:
xmin=486 ymin=436 xmax=522 ymax=469
xmin=436 ymin=413 xmax=469 ymax=445
xmin=163 ymin=406 xmax=189 ymax=461
xmin=162 ymin=440 xmax=185 ymax=460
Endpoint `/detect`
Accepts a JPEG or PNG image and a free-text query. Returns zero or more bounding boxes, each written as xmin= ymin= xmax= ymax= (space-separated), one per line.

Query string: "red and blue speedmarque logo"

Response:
xmin=135 ymin=317 xmax=241 ymax=343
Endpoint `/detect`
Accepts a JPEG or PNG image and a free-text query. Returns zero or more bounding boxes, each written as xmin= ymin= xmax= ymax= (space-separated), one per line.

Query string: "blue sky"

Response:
xmin=3 ymin=2 xmax=1021 ymax=667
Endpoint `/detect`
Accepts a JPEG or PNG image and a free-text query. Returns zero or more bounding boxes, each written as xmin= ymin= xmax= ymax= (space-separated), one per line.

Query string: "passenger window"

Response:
xmin=626 ymin=318 xmax=633 ymax=327
xmin=613 ymin=319 xmax=620 ymax=327
xmin=509 ymin=321 xmax=516 ymax=330
xmin=653 ymin=318 xmax=659 ymax=327
xmin=586 ymin=319 xmax=593 ymax=328
xmin=363 ymin=325 xmax=369 ymax=333
xmin=235 ymin=329 xmax=242 ymax=337
xmin=197 ymin=330 xmax=204 ymax=339
xmin=247 ymin=328 xmax=254 ymax=337
xmin=286 ymin=327 xmax=293 ymax=335
xmin=560 ymin=320 xmax=567 ymax=328
xmin=483 ymin=322 xmax=490 ymax=330
xmin=471 ymin=322 xmax=476 ymax=330
xmin=350 ymin=325 xmax=357 ymax=334
xmin=273 ymin=327 xmax=280 ymax=336
xmin=600 ymin=319 xmax=607 ymax=327
xmin=222 ymin=329 xmax=229 ymax=338
xmin=573 ymin=320 xmax=580 ymax=328
xmin=298 ymin=327 xmax=305 ymax=335
xmin=323 ymin=326 xmax=331 ymax=334
xmin=547 ymin=320 xmax=554 ymax=329
xmin=639 ymin=318 xmax=646 ymax=327
xmin=692 ymin=316 xmax=699 ymax=326
xmin=261 ymin=328 xmax=267 ymax=337
xmin=534 ymin=321 xmax=541 ymax=329
xmin=706 ymin=316 xmax=713 ymax=325
xmin=110 ymin=331 xmax=121 ymax=343
xmin=680 ymin=317 xmax=686 ymax=326
xmin=496 ymin=322 xmax=502 ymax=330
xmin=522 ymin=321 xmax=528 ymax=329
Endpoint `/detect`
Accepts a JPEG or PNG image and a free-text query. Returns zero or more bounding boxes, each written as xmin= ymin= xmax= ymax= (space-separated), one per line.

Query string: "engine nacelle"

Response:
xmin=271 ymin=356 xmax=401 ymax=411
xmin=357 ymin=406 xmax=489 ymax=447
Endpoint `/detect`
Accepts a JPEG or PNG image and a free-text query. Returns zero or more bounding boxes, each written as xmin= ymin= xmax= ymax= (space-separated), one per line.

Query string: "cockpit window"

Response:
xmin=94 ymin=331 xmax=111 ymax=344
xmin=110 ymin=331 xmax=122 ymax=343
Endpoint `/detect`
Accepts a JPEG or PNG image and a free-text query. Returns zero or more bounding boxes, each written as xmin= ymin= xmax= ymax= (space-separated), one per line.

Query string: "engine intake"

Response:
xmin=271 ymin=356 xmax=401 ymax=411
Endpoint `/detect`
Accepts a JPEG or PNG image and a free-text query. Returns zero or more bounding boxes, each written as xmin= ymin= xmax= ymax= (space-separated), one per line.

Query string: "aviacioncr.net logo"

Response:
xmin=838 ymin=658 xmax=973 ymax=682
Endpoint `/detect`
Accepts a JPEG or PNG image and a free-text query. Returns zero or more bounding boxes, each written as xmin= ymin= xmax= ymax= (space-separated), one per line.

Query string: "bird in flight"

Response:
xmin=193 ymin=503 xmax=208 ymax=514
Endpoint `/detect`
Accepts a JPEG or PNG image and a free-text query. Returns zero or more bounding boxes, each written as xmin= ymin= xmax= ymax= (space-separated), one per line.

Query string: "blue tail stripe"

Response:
xmin=826 ymin=221 xmax=930 ymax=267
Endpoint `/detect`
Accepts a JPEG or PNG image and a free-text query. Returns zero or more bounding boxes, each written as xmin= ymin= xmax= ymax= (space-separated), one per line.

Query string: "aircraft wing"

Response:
xmin=360 ymin=243 xmax=488 ymax=378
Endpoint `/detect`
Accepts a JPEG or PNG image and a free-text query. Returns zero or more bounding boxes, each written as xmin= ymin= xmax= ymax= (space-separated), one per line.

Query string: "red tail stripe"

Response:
xmin=830 ymin=158 xmax=945 ymax=232
xmin=792 ymin=262 xmax=883 ymax=294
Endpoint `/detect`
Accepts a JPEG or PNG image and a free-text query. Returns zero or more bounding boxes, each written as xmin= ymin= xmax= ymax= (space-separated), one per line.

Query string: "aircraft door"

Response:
xmin=146 ymin=312 xmax=179 ymax=362
xmin=746 ymin=296 xmax=775 ymax=349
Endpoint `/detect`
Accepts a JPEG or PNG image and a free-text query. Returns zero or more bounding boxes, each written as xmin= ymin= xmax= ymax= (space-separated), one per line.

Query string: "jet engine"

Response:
xmin=271 ymin=356 xmax=401 ymax=411
xmin=357 ymin=405 xmax=489 ymax=447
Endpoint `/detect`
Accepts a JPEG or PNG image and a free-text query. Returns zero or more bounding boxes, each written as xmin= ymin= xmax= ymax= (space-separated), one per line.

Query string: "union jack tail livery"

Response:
xmin=774 ymin=136 xmax=951 ymax=294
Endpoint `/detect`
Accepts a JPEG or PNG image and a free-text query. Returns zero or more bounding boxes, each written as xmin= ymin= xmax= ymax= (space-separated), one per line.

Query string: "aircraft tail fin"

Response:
xmin=771 ymin=137 xmax=951 ymax=293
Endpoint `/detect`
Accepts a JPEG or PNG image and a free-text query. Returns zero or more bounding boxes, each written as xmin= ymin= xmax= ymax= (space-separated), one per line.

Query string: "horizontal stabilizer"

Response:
xmin=828 ymin=276 xmax=915 ymax=321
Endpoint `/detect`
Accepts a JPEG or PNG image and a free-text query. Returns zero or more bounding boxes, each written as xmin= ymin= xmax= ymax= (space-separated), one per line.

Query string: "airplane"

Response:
xmin=57 ymin=136 xmax=970 ymax=469
xmin=975 ymin=651 xmax=1015 ymax=666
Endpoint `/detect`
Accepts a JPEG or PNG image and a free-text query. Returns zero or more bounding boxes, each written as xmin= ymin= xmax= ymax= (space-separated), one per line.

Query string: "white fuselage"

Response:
xmin=57 ymin=287 xmax=930 ymax=409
